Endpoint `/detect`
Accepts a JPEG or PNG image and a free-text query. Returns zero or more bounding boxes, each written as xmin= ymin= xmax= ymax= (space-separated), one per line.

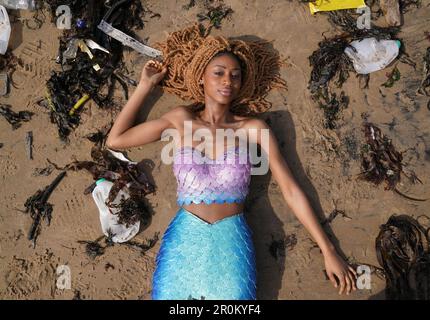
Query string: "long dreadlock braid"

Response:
xmin=155 ymin=24 xmax=287 ymax=116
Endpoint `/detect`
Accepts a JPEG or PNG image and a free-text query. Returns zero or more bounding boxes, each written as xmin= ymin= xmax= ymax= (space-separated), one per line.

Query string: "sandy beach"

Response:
xmin=0 ymin=0 xmax=429 ymax=300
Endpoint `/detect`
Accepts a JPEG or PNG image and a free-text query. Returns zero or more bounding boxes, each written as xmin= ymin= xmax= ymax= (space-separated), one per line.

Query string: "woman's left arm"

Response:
xmin=246 ymin=118 xmax=357 ymax=295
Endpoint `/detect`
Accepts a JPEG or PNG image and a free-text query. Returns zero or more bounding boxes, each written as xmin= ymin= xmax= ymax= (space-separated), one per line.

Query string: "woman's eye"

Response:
xmin=214 ymin=72 xmax=223 ymax=76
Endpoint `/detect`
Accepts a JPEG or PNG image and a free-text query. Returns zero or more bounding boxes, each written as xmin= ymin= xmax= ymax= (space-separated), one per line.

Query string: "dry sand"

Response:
xmin=1 ymin=0 xmax=430 ymax=300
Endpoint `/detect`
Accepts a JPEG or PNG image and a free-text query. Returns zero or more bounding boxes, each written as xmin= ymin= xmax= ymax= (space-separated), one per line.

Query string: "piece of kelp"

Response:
xmin=22 ymin=171 xmax=67 ymax=248
xmin=269 ymin=234 xmax=297 ymax=260
xmin=382 ymin=65 xmax=401 ymax=88
xmin=315 ymin=89 xmax=349 ymax=129
xmin=376 ymin=214 xmax=430 ymax=300
xmin=84 ymin=122 xmax=113 ymax=149
xmin=106 ymin=196 xmax=150 ymax=228
xmin=197 ymin=2 xmax=233 ymax=30
xmin=0 ymin=104 xmax=34 ymax=130
xmin=308 ymin=35 xmax=353 ymax=94
xmin=183 ymin=1 xmax=233 ymax=31
xmin=358 ymin=120 xmax=427 ymax=201
xmin=78 ymin=231 xmax=159 ymax=259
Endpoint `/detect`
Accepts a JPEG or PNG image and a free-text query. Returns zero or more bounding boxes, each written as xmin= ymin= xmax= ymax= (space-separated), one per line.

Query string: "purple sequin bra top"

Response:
xmin=173 ymin=145 xmax=252 ymax=206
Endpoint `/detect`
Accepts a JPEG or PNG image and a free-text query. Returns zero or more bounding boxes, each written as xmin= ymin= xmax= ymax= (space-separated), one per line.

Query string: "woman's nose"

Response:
xmin=222 ymin=75 xmax=232 ymax=85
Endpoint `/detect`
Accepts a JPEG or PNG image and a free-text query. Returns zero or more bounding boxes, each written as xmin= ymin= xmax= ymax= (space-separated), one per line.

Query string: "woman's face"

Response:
xmin=201 ymin=53 xmax=242 ymax=105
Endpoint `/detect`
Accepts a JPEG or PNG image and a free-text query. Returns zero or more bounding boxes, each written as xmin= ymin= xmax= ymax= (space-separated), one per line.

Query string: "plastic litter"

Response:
xmin=344 ymin=37 xmax=401 ymax=74
xmin=309 ymin=0 xmax=366 ymax=15
xmin=91 ymin=150 xmax=141 ymax=243
xmin=85 ymin=39 xmax=110 ymax=54
xmin=97 ymin=20 xmax=162 ymax=58
xmin=0 ymin=5 xmax=11 ymax=55
xmin=0 ymin=0 xmax=36 ymax=10
xmin=77 ymin=40 xmax=101 ymax=71
xmin=62 ymin=38 xmax=79 ymax=61
xmin=92 ymin=177 xmax=140 ymax=243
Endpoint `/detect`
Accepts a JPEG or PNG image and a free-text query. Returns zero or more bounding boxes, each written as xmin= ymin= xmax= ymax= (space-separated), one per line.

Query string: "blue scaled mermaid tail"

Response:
xmin=151 ymin=207 xmax=257 ymax=300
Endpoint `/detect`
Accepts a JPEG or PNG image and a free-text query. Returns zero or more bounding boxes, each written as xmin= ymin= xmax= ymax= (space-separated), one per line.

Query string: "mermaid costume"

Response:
xmin=151 ymin=145 xmax=257 ymax=300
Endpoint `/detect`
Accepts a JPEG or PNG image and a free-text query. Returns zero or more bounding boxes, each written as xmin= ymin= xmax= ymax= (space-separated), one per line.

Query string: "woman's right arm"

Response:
xmin=106 ymin=60 xmax=174 ymax=150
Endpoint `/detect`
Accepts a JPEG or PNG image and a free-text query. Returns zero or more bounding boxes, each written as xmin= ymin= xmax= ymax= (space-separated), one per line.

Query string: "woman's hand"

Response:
xmin=324 ymin=249 xmax=357 ymax=295
xmin=139 ymin=60 xmax=167 ymax=88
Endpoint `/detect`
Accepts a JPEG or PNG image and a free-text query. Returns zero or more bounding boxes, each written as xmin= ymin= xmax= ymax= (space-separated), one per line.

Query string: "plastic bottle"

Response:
xmin=0 ymin=0 xmax=36 ymax=10
xmin=92 ymin=178 xmax=140 ymax=243
xmin=344 ymin=37 xmax=401 ymax=74
xmin=0 ymin=5 xmax=10 ymax=55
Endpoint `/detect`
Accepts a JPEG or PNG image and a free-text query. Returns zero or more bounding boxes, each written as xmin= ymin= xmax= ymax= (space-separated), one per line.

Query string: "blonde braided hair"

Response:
xmin=155 ymin=24 xmax=287 ymax=116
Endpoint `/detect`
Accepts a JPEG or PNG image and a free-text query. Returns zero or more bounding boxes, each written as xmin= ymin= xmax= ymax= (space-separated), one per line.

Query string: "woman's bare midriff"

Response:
xmin=182 ymin=202 xmax=244 ymax=224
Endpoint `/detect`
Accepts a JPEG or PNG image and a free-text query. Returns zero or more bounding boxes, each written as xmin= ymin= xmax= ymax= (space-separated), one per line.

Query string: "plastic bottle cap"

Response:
xmin=395 ymin=40 xmax=401 ymax=48
xmin=96 ymin=178 xmax=106 ymax=185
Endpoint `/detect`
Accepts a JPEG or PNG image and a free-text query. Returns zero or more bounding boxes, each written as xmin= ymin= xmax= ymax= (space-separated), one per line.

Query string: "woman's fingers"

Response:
xmin=348 ymin=270 xmax=357 ymax=291
xmin=344 ymin=272 xmax=352 ymax=295
xmin=338 ymin=273 xmax=346 ymax=295
xmin=327 ymin=271 xmax=338 ymax=288
xmin=348 ymin=265 xmax=358 ymax=277
xmin=145 ymin=60 xmax=164 ymax=73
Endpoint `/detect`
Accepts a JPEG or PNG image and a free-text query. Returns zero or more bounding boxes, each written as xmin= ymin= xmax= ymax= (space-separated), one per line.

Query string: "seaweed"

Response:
xmin=21 ymin=171 xmax=67 ymax=248
xmin=33 ymin=165 xmax=54 ymax=177
xmin=0 ymin=104 xmax=34 ymax=130
xmin=269 ymin=233 xmax=297 ymax=260
xmin=183 ymin=1 xmax=233 ymax=30
xmin=47 ymin=136 xmax=155 ymax=228
xmin=308 ymin=9 xmax=403 ymax=128
xmin=38 ymin=0 xmax=148 ymax=142
xmin=382 ymin=66 xmax=401 ymax=88
xmin=327 ymin=9 xmax=401 ymax=40
xmin=358 ymin=118 xmax=427 ymax=201
xmin=48 ymin=147 xmax=155 ymax=200
xmin=316 ymin=89 xmax=349 ymax=129
xmin=183 ymin=0 xmax=197 ymax=10
xmin=106 ymin=196 xmax=151 ymax=228
xmin=323 ymin=209 xmax=352 ymax=225
xmin=308 ymin=36 xmax=352 ymax=94
xmin=376 ymin=214 xmax=430 ymax=300
xmin=78 ymin=235 xmax=107 ymax=260
xmin=197 ymin=3 xmax=233 ymax=30
xmin=84 ymin=122 xmax=113 ymax=149
xmin=78 ymin=231 xmax=159 ymax=259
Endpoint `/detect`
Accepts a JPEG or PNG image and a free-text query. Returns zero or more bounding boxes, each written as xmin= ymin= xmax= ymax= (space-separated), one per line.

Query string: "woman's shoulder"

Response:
xmin=239 ymin=116 xmax=270 ymax=130
xmin=160 ymin=105 xmax=194 ymax=126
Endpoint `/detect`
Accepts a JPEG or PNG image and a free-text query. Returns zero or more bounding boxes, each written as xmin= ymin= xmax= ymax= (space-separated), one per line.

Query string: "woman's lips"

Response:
xmin=218 ymin=89 xmax=233 ymax=97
